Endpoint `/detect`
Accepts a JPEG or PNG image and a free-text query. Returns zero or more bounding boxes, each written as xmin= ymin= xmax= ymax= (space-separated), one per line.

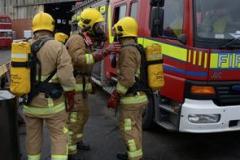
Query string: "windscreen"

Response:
xmin=195 ymin=0 xmax=240 ymax=48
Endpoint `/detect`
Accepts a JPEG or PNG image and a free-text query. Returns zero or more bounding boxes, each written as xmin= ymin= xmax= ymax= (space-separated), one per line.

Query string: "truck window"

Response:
xmin=196 ymin=0 xmax=240 ymax=40
xmin=163 ymin=0 xmax=183 ymax=38
xmin=113 ymin=4 xmax=127 ymax=24
xmin=130 ymin=1 xmax=138 ymax=19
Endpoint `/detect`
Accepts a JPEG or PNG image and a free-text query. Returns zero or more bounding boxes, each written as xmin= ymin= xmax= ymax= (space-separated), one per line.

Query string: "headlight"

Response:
xmin=188 ymin=114 xmax=220 ymax=123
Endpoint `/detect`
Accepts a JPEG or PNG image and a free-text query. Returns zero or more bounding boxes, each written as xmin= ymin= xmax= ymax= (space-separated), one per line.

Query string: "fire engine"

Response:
xmin=0 ymin=15 xmax=12 ymax=48
xmin=72 ymin=0 xmax=240 ymax=133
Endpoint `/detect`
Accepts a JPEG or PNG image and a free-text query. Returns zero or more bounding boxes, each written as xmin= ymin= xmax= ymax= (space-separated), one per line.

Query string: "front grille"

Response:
xmin=215 ymin=85 xmax=240 ymax=106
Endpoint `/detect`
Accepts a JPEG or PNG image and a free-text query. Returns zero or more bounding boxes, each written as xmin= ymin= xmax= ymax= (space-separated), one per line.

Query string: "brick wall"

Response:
xmin=12 ymin=19 xmax=31 ymax=39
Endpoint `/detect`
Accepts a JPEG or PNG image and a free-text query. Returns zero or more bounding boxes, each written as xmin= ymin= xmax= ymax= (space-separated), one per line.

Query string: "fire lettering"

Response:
xmin=218 ymin=53 xmax=240 ymax=69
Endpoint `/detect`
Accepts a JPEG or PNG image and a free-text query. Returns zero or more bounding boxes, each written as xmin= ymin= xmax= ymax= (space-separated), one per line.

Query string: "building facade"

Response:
xmin=0 ymin=0 xmax=78 ymax=38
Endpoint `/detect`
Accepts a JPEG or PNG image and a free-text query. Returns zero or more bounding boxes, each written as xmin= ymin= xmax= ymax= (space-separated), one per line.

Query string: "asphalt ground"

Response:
xmin=1 ymin=49 xmax=240 ymax=160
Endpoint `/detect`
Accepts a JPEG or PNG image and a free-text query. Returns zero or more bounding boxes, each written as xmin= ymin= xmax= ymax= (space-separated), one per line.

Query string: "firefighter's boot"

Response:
xmin=116 ymin=153 xmax=128 ymax=160
xmin=77 ymin=141 xmax=90 ymax=151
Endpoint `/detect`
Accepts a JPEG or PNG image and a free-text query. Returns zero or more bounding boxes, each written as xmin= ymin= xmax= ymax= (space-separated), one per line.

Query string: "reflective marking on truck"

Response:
xmin=187 ymin=51 xmax=191 ymax=62
xmin=141 ymin=38 xmax=188 ymax=62
xmin=204 ymin=53 xmax=208 ymax=68
xmin=198 ymin=51 xmax=202 ymax=66
xmin=193 ymin=51 xmax=197 ymax=65
xmin=210 ymin=53 xmax=240 ymax=69
xmin=188 ymin=50 xmax=208 ymax=68
xmin=164 ymin=65 xmax=208 ymax=77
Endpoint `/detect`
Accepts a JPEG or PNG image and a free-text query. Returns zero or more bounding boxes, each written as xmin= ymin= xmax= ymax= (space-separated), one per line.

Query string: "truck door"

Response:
xmin=129 ymin=1 xmax=143 ymax=44
xmin=105 ymin=2 xmax=128 ymax=78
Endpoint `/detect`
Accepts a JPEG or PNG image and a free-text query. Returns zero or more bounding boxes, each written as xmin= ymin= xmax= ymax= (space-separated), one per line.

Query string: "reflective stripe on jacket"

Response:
xmin=120 ymin=92 xmax=148 ymax=105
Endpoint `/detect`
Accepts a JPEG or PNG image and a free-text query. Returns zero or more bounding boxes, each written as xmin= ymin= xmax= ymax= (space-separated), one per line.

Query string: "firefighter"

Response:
xmin=108 ymin=17 xmax=148 ymax=160
xmin=24 ymin=12 xmax=76 ymax=160
xmin=65 ymin=8 xmax=121 ymax=159
xmin=55 ymin=32 xmax=69 ymax=44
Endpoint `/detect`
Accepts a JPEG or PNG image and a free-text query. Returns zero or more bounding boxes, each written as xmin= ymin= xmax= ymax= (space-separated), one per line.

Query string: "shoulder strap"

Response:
xmin=27 ymin=37 xmax=56 ymax=104
xmin=27 ymin=69 xmax=57 ymax=104
xmin=43 ymin=69 xmax=57 ymax=84
xmin=31 ymin=37 xmax=53 ymax=54
xmin=31 ymin=37 xmax=53 ymax=82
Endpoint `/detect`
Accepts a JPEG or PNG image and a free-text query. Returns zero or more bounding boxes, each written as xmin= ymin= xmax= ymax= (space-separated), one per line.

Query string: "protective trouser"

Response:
xmin=67 ymin=92 xmax=89 ymax=154
xmin=25 ymin=110 xmax=68 ymax=160
xmin=119 ymin=103 xmax=146 ymax=160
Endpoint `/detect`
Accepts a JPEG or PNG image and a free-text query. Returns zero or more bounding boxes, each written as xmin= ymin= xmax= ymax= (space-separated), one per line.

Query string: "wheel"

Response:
xmin=142 ymin=93 xmax=155 ymax=130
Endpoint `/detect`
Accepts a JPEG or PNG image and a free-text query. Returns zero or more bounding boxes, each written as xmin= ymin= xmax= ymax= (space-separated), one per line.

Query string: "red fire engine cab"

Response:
xmin=0 ymin=15 xmax=12 ymax=48
xmin=73 ymin=0 xmax=240 ymax=133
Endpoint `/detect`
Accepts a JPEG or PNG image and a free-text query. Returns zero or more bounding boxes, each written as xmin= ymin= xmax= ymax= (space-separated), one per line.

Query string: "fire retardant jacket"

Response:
xmin=116 ymin=38 xmax=148 ymax=105
xmin=24 ymin=31 xmax=76 ymax=116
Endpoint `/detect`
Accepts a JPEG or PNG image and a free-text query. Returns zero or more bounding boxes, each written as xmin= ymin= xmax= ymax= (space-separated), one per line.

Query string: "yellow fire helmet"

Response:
xmin=78 ymin=8 xmax=104 ymax=31
xmin=113 ymin=17 xmax=138 ymax=38
xmin=54 ymin=32 xmax=69 ymax=44
xmin=32 ymin=12 xmax=55 ymax=33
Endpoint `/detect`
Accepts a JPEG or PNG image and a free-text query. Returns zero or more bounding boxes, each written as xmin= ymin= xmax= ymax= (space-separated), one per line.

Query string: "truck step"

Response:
xmin=91 ymin=76 xmax=102 ymax=86
xmin=157 ymin=121 xmax=177 ymax=131
xmin=91 ymin=76 xmax=115 ymax=94
xmin=103 ymin=86 xmax=115 ymax=94
xmin=158 ymin=104 xmax=178 ymax=115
